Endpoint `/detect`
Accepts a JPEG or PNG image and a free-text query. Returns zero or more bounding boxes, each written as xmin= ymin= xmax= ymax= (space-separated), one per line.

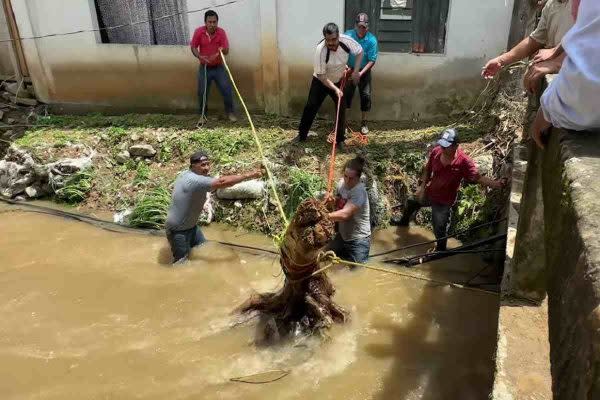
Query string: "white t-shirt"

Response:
xmin=541 ymin=0 xmax=600 ymax=131
xmin=313 ymin=34 xmax=362 ymax=83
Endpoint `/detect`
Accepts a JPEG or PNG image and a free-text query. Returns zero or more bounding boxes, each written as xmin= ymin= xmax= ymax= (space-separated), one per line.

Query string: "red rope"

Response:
xmin=326 ymin=72 xmax=348 ymax=197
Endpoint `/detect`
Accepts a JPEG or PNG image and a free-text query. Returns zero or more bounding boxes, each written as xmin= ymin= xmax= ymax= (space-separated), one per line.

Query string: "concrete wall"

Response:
xmin=0 ymin=3 xmax=17 ymax=78
xmin=10 ymin=0 xmax=514 ymax=119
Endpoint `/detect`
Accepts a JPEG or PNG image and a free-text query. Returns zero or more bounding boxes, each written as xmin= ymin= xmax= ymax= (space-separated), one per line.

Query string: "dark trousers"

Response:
xmin=345 ymin=69 xmax=372 ymax=113
xmin=166 ymin=225 xmax=206 ymax=264
xmin=400 ymin=195 xmax=452 ymax=251
xmin=298 ymin=77 xmax=346 ymax=144
xmin=327 ymin=233 xmax=371 ymax=264
xmin=198 ymin=65 xmax=234 ymax=115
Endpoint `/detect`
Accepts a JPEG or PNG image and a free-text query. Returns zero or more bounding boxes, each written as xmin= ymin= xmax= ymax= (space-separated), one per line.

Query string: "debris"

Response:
xmin=128 ymin=144 xmax=156 ymax=157
xmin=113 ymin=209 xmax=133 ymax=225
xmin=230 ymin=369 xmax=290 ymax=384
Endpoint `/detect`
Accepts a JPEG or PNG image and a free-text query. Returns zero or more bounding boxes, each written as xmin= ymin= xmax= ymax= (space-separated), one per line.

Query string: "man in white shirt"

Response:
xmin=532 ymin=0 xmax=600 ymax=147
xmin=294 ymin=23 xmax=363 ymax=150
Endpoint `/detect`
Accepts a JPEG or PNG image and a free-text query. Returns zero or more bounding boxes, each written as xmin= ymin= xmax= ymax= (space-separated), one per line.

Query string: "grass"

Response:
xmin=284 ymin=168 xmax=326 ymax=218
xmin=54 ymin=169 xmax=94 ymax=204
xmin=129 ymin=187 xmax=171 ymax=229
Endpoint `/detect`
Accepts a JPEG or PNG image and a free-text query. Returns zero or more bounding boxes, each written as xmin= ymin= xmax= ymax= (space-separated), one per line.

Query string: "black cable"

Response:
xmin=0 ymin=198 xmax=279 ymax=256
xmin=370 ymin=217 xmax=507 ymax=258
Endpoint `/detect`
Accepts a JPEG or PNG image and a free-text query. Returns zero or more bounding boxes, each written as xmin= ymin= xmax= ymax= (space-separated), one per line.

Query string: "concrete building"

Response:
xmin=2 ymin=0 xmax=515 ymax=120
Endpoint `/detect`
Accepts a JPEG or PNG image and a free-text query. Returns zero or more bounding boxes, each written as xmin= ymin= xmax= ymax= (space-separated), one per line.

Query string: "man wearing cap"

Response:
xmin=165 ymin=151 xmax=263 ymax=264
xmin=344 ymin=13 xmax=378 ymax=135
xmin=391 ymin=129 xmax=506 ymax=252
xmin=294 ymin=22 xmax=363 ymax=149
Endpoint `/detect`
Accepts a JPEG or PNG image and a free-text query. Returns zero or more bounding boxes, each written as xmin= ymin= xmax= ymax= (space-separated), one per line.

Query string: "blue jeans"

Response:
xmin=198 ymin=65 xmax=234 ymax=115
xmin=403 ymin=195 xmax=452 ymax=251
xmin=327 ymin=233 xmax=371 ymax=264
xmin=166 ymin=226 xmax=206 ymax=264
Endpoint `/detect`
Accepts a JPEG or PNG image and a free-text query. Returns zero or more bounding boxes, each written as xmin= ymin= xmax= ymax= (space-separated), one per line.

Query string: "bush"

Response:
xmin=129 ymin=187 xmax=171 ymax=229
xmin=54 ymin=169 xmax=94 ymax=204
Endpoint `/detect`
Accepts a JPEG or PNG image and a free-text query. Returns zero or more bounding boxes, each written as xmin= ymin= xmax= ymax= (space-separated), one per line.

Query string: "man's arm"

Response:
xmin=533 ymin=43 xmax=564 ymax=64
xmin=482 ymin=37 xmax=544 ymax=78
xmin=523 ymin=53 xmax=566 ymax=94
xmin=415 ymin=159 xmax=432 ymax=201
xmin=220 ymin=30 xmax=230 ymax=55
xmin=329 ymin=202 xmax=359 ymax=222
xmin=477 ymin=175 xmax=506 ymax=189
xmin=211 ymin=169 xmax=262 ymax=190
xmin=360 ymin=38 xmax=378 ymax=76
xmin=314 ymin=45 xmax=343 ymax=98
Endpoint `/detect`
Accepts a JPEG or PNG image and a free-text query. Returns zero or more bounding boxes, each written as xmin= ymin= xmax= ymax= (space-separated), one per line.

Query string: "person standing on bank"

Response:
xmin=190 ymin=10 xmax=237 ymax=123
xmin=165 ymin=150 xmax=263 ymax=264
xmin=391 ymin=129 xmax=506 ymax=252
xmin=344 ymin=13 xmax=378 ymax=135
xmin=327 ymin=156 xmax=371 ymax=264
xmin=294 ymin=23 xmax=363 ymax=150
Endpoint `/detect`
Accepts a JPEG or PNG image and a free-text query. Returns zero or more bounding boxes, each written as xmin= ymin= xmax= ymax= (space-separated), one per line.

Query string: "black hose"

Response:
xmin=369 ymin=217 xmax=507 ymax=258
xmin=0 ymin=197 xmax=279 ymax=256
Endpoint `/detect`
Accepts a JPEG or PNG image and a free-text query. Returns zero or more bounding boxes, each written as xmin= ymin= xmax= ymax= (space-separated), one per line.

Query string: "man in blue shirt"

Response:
xmin=344 ymin=13 xmax=379 ymax=135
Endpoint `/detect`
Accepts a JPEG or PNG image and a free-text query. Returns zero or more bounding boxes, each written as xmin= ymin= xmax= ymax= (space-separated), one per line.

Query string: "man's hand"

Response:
xmin=251 ymin=164 xmax=266 ymax=179
xmin=489 ymin=179 xmax=506 ymax=189
xmin=533 ymin=47 xmax=556 ymax=64
xmin=482 ymin=57 xmax=503 ymax=79
xmin=415 ymin=185 xmax=426 ymax=203
xmin=523 ymin=60 xmax=560 ymax=94
xmin=351 ymin=69 xmax=360 ymax=85
xmin=323 ymin=194 xmax=336 ymax=211
xmin=531 ymin=107 xmax=552 ymax=149
xmin=335 ymin=87 xmax=344 ymax=100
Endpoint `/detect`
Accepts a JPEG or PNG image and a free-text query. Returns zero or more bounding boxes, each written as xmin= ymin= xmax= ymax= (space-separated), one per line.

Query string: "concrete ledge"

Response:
xmin=542 ymin=129 xmax=600 ymax=399
xmin=492 ymin=144 xmax=552 ymax=400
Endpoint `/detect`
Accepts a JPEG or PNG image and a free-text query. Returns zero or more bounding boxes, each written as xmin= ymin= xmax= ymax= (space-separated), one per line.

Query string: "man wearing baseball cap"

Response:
xmin=165 ymin=150 xmax=263 ymax=264
xmin=344 ymin=12 xmax=379 ymax=135
xmin=391 ymin=128 xmax=506 ymax=251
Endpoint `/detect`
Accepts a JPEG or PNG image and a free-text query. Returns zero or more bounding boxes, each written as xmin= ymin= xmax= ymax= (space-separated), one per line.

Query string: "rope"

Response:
xmin=318 ymin=251 xmax=498 ymax=296
xmin=219 ymin=49 xmax=289 ymax=228
xmin=325 ymin=73 xmax=347 ymax=197
xmin=197 ymin=63 xmax=208 ymax=127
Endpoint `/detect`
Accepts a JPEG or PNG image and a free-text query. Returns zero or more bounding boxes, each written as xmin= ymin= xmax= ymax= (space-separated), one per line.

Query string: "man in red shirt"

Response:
xmin=190 ymin=10 xmax=236 ymax=123
xmin=391 ymin=129 xmax=506 ymax=251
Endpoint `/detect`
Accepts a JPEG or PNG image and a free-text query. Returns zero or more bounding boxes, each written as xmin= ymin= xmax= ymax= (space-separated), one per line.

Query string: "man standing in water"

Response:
xmin=294 ymin=23 xmax=363 ymax=150
xmin=190 ymin=10 xmax=237 ymax=123
xmin=344 ymin=13 xmax=378 ymax=135
xmin=327 ymin=156 xmax=371 ymax=263
xmin=165 ymin=150 xmax=263 ymax=264
xmin=391 ymin=129 xmax=506 ymax=252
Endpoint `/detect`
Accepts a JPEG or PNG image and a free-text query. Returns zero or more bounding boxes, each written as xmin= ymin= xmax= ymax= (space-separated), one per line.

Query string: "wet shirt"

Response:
xmin=425 ymin=146 xmax=480 ymax=206
xmin=336 ymin=179 xmax=371 ymax=241
xmin=530 ymin=0 xmax=574 ymax=47
xmin=190 ymin=26 xmax=229 ymax=67
xmin=541 ymin=0 xmax=600 ymax=131
xmin=165 ymin=171 xmax=215 ymax=232
xmin=344 ymin=29 xmax=378 ymax=70
xmin=313 ymin=34 xmax=363 ymax=83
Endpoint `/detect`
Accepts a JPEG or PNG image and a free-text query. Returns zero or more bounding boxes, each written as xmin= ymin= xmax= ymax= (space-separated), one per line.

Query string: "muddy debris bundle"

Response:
xmin=236 ymin=198 xmax=348 ymax=341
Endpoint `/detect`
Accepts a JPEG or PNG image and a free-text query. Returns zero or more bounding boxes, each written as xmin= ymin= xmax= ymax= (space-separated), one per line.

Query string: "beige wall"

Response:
xmin=11 ymin=0 xmax=515 ymax=120
xmin=0 ymin=3 xmax=17 ymax=78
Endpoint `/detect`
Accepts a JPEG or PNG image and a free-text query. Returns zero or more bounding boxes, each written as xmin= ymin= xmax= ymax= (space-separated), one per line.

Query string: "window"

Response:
xmin=94 ymin=0 xmax=189 ymax=45
xmin=345 ymin=0 xmax=449 ymax=54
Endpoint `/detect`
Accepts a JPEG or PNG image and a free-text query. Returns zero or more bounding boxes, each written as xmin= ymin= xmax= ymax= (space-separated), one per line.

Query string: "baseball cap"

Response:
xmin=190 ymin=150 xmax=210 ymax=164
xmin=437 ymin=128 xmax=460 ymax=148
xmin=356 ymin=12 xmax=369 ymax=27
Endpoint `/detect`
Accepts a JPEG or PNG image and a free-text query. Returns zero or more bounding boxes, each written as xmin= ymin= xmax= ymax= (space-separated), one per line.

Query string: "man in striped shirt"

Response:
xmin=294 ymin=23 xmax=363 ymax=150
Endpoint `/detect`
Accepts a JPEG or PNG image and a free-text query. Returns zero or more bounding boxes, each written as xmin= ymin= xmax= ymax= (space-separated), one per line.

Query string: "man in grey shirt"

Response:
xmin=327 ymin=156 xmax=371 ymax=264
xmin=165 ymin=150 xmax=263 ymax=264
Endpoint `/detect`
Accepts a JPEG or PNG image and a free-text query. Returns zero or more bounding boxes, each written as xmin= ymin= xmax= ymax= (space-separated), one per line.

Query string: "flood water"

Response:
xmin=0 ymin=204 xmax=499 ymax=400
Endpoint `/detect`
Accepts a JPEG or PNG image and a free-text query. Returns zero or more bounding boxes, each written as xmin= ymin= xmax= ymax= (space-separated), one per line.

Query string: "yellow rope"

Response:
xmin=219 ymin=50 xmax=289 ymax=227
xmin=318 ymin=251 xmax=497 ymax=296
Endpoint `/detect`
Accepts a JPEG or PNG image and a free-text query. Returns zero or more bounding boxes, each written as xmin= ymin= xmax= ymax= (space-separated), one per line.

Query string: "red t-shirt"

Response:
xmin=190 ymin=26 xmax=229 ymax=67
xmin=424 ymin=146 xmax=480 ymax=205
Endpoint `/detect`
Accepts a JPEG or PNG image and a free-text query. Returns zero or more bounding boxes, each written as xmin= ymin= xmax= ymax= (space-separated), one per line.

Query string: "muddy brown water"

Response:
xmin=0 ymin=205 xmax=499 ymax=400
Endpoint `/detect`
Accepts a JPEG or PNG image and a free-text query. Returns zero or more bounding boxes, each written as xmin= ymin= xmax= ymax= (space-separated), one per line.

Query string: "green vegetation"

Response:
xmin=452 ymin=184 xmax=487 ymax=233
xmin=54 ymin=169 xmax=94 ymax=204
xmin=284 ymin=168 xmax=326 ymax=218
xmin=187 ymin=129 xmax=254 ymax=164
xmin=129 ymin=187 xmax=171 ymax=229
xmin=133 ymin=162 xmax=151 ymax=186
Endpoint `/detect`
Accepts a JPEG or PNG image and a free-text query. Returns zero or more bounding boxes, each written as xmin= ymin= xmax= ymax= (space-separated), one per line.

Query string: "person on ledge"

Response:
xmin=391 ymin=129 xmax=506 ymax=252
xmin=165 ymin=150 xmax=263 ymax=264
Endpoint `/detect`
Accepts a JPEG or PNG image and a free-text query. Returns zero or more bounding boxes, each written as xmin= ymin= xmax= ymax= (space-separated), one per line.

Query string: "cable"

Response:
xmin=0 ymin=0 xmax=244 ymax=44
xmin=369 ymin=217 xmax=507 ymax=258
